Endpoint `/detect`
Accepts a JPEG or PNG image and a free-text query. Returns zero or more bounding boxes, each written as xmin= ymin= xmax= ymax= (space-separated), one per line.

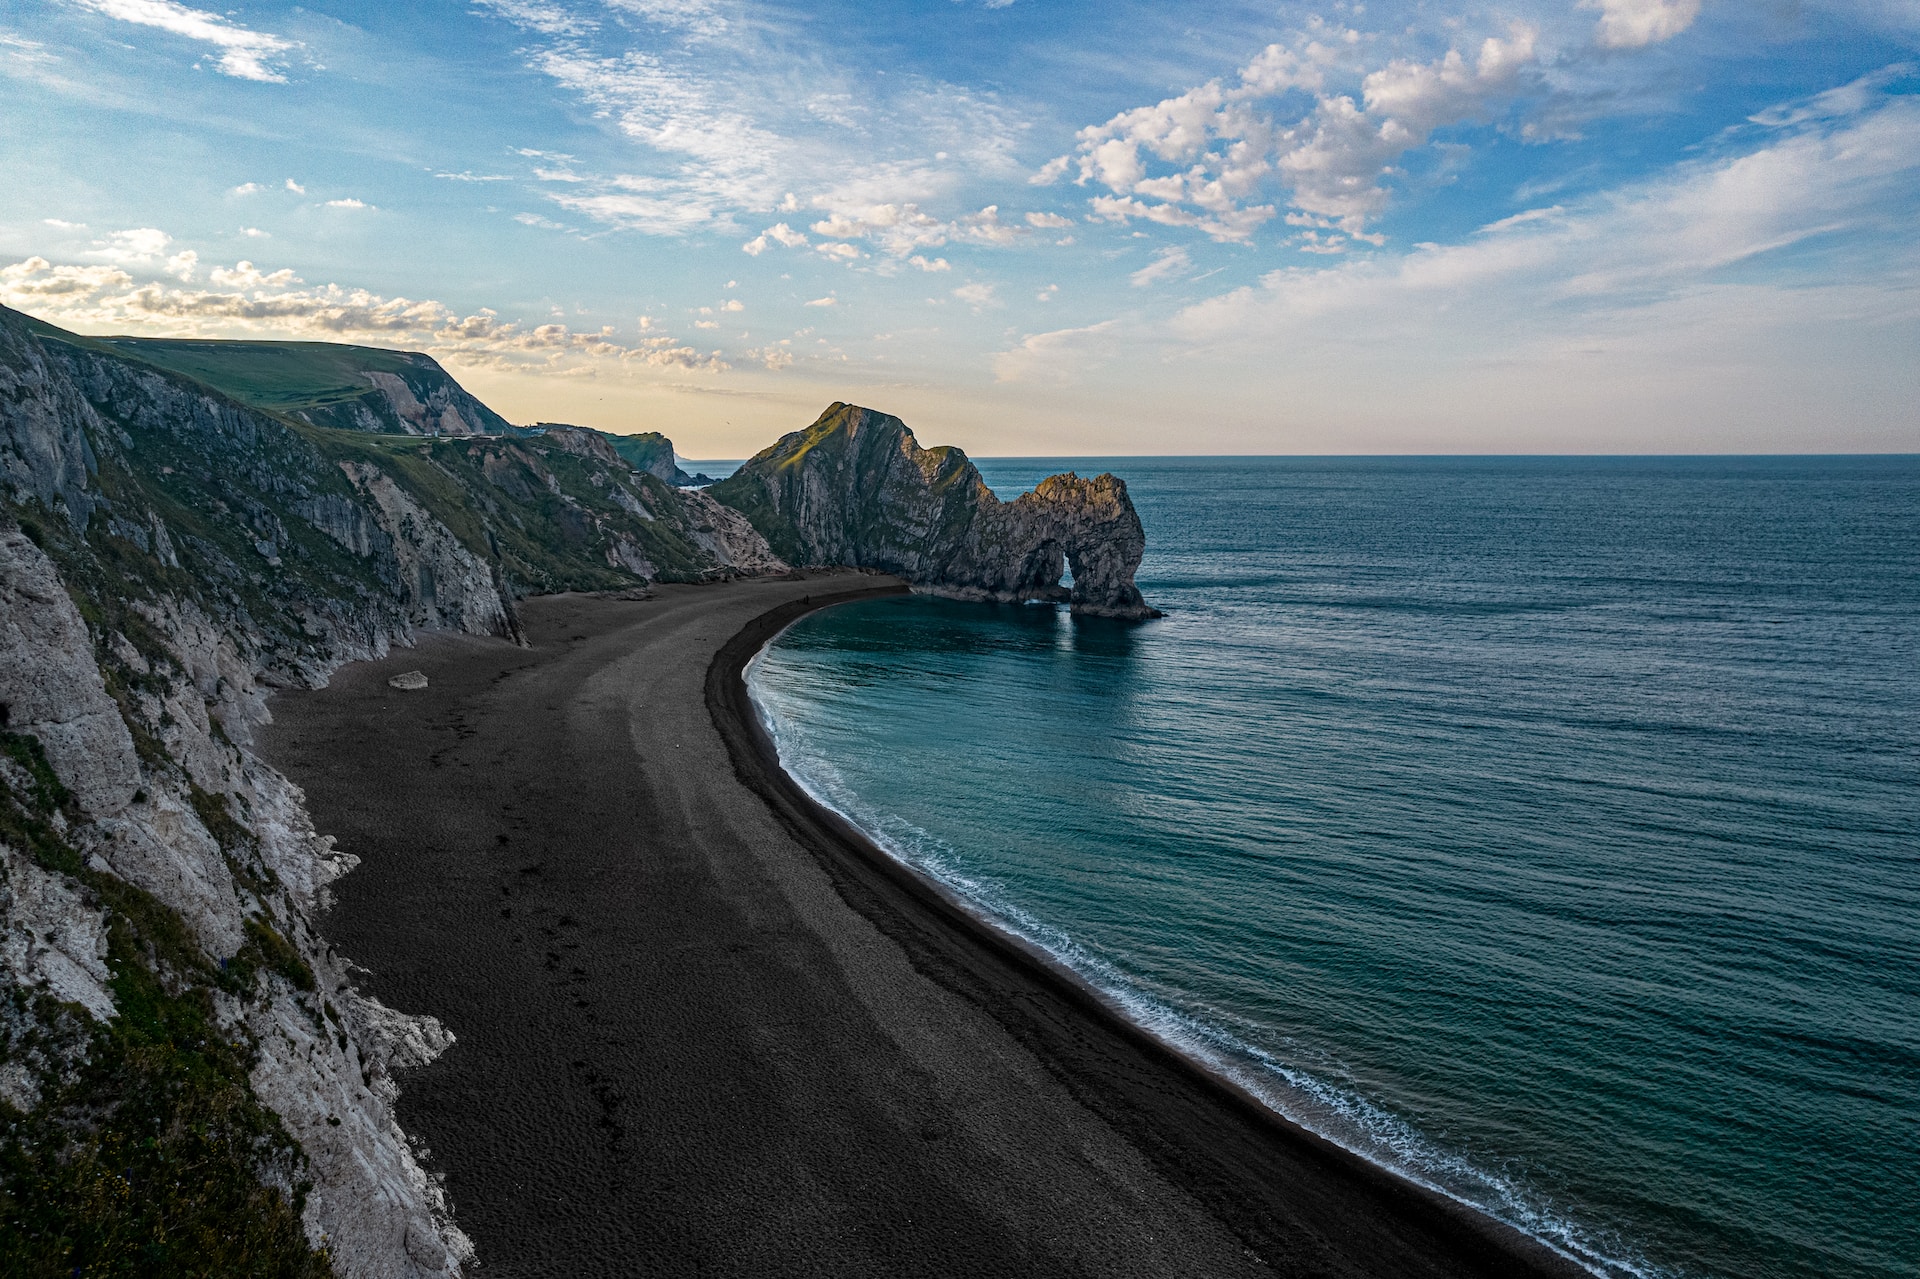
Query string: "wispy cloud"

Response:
xmin=993 ymin=319 xmax=1119 ymax=383
xmin=69 ymin=0 xmax=298 ymax=82
xmin=471 ymin=0 xmax=1031 ymax=246
xmin=1130 ymin=246 xmax=1192 ymax=287
xmin=1165 ymin=90 xmax=1920 ymax=411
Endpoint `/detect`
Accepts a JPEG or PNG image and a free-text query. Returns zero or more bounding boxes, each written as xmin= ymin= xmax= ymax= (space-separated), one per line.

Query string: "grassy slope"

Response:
xmin=87 ymin=338 xmax=423 ymax=414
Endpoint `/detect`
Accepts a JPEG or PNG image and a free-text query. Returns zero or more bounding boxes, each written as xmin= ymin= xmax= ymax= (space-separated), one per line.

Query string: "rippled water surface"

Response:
xmin=745 ymin=457 xmax=1920 ymax=1279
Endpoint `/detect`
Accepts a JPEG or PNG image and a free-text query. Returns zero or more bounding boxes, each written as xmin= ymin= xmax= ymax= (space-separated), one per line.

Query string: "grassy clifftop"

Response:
xmin=78 ymin=333 xmax=515 ymax=437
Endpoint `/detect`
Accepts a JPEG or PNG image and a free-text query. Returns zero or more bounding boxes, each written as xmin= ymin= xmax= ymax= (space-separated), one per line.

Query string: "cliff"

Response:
xmin=0 ymin=304 xmax=783 ymax=1276
xmin=707 ymin=403 xmax=1158 ymax=619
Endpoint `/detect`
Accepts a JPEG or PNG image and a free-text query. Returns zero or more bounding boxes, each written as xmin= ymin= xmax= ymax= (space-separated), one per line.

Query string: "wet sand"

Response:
xmin=260 ymin=573 xmax=1586 ymax=1279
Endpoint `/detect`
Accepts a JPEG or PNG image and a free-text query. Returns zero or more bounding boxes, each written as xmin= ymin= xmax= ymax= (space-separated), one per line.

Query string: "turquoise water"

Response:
xmin=744 ymin=457 xmax=1920 ymax=1279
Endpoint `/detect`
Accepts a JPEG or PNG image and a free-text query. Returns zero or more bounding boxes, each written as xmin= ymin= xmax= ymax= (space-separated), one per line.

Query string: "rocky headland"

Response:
xmin=708 ymin=402 xmax=1159 ymax=618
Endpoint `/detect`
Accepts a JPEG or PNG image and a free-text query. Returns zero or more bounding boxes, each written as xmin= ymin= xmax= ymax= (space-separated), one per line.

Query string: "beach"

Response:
xmin=259 ymin=572 xmax=1586 ymax=1278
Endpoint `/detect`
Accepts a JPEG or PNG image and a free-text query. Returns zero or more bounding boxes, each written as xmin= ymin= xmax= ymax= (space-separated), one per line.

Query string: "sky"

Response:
xmin=2 ymin=0 xmax=1917 ymax=457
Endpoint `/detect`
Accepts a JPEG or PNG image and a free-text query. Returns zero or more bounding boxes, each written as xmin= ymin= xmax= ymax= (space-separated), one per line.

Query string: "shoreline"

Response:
xmin=260 ymin=573 xmax=1594 ymax=1276
xmin=708 ymin=591 xmax=1592 ymax=1279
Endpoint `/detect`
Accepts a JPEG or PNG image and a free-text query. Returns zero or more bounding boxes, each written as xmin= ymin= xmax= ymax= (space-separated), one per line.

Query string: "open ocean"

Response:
xmin=742 ymin=457 xmax=1920 ymax=1279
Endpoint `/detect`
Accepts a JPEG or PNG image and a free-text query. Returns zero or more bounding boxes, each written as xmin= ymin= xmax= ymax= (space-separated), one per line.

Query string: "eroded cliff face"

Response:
xmin=0 ymin=315 xmax=488 ymax=1273
xmin=0 ymin=305 xmax=785 ymax=1275
xmin=708 ymin=403 xmax=1158 ymax=618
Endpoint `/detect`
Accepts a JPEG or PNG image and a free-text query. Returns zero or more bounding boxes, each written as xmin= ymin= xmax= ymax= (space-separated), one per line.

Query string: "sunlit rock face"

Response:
xmin=708 ymin=403 xmax=1159 ymax=619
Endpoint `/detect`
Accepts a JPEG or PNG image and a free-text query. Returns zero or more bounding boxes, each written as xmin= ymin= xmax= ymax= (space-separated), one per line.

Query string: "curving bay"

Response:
xmin=747 ymin=457 xmax=1920 ymax=1279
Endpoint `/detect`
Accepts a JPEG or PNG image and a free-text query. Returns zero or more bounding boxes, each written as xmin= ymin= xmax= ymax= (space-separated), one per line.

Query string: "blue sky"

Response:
xmin=2 ymin=0 xmax=1916 ymax=456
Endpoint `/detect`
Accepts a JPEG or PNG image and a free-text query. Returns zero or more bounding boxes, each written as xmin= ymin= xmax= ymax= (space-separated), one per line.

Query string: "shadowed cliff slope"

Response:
xmin=708 ymin=403 xmax=1158 ymax=618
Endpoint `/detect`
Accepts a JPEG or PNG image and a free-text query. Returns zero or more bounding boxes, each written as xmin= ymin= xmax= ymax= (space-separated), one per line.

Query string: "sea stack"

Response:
xmin=708 ymin=402 xmax=1160 ymax=618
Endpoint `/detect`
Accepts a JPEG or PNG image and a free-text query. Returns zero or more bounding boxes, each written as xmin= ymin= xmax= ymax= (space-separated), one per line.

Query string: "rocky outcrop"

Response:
xmin=708 ymin=403 xmax=1158 ymax=618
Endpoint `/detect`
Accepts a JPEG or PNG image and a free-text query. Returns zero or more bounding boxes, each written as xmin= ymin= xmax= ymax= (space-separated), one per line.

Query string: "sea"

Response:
xmin=738 ymin=457 xmax=1920 ymax=1279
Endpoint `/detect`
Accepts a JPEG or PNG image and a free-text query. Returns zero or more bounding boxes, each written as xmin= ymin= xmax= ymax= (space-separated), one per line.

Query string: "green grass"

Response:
xmin=87 ymin=338 xmax=427 ymax=415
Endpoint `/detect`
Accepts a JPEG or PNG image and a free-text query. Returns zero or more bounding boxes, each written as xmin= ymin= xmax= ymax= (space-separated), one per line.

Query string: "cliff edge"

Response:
xmin=707 ymin=403 xmax=1158 ymax=619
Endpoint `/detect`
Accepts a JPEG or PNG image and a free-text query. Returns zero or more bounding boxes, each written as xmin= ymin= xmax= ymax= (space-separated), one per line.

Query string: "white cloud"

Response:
xmin=804 ymin=295 xmax=837 ymax=307
xmin=907 ymin=255 xmax=950 ymax=272
xmin=85 ymin=227 xmax=197 ymax=280
xmin=71 ymin=0 xmax=297 ymax=82
xmin=604 ymin=0 xmax=729 ymax=37
xmin=42 ymin=218 xmax=85 ymax=229
xmin=531 ymin=46 xmax=791 ymax=227
xmin=1 ymin=250 xmax=730 ymax=372
xmin=1067 ymin=23 xmax=1542 ymax=238
xmin=1130 ymin=246 xmax=1192 ymax=287
xmin=435 ymin=171 xmax=512 ymax=182
xmin=1 ymin=257 xmax=132 ymax=297
xmin=1025 ymin=211 xmax=1073 ymax=228
xmin=952 ymin=281 xmax=997 ymax=309
xmin=473 ymin=0 xmax=1029 ymax=249
xmin=746 ymin=344 xmax=794 ymax=370
xmin=547 ymin=188 xmax=714 ymax=235
xmin=742 ymin=221 xmax=809 ymax=254
xmin=805 ymin=201 xmax=1024 ymax=258
xmin=324 ymin=197 xmax=370 ymax=209
xmin=240 ymin=226 xmax=269 ymax=238
xmin=1584 ymin=0 xmax=1701 ymax=49
xmin=472 ymin=0 xmax=596 ymax=37
xmin=719 ymin=298 xmax=744 ymax=312
xmin=230 ymin=182 xmax=264 ymax=196
xmin=1749 ymin=63 xmax=1917 ymax=129
xmin=285 ymin=178 xmax=305 ymax=193
xmin=1030 ymin=155 xmax=1071 ymax=185
xmin=208 ymin=260 xmax=298 ymax=289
